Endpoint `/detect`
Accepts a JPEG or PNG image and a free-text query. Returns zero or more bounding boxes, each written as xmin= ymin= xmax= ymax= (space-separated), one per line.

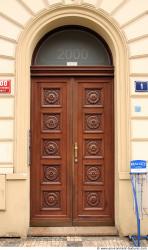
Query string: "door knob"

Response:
xmin=74 ymin=142 xmax=78 ymax=163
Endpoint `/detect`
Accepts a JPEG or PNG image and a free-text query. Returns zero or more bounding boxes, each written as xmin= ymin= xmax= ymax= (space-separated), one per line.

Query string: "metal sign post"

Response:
xmin=129 ymin=160 xmax=148 ymax=246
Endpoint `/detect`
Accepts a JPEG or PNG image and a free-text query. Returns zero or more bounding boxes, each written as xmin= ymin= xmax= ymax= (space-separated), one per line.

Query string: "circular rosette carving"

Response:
xmin=87 ymin=90 xmax=100 ymax=104
xmin=44 ymin=166 xmax=59 ymax=181
xmin=44 ymin=192 xmax=59 ymax=207
xmin=87 ymin=166 xmax=100 ymax=181
xmin=44 ymin=90 xmax=59 ymax=104
xmin=87 ymin=115 xmax=100 ymax=129
xmin=44 ymin=115 xmax=59 ymax=129
xmin=44 ymin=141 xmax=58 ymax=155
xmin=87 ymin=192 xmax=100 ymax=207
xmin=87 ymin=141 xmax=99 ymax=155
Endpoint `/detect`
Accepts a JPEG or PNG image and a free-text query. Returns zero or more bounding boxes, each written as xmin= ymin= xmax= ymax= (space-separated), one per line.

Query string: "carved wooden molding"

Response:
xmin=31 ymin=66 xmax=114 ymax=76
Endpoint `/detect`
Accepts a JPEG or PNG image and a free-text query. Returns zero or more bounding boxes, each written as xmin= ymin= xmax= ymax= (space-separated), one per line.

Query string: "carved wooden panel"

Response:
xmin=42 ymin=88 xmax=60 ymax=106
xmin=85 ymin=113 xmax=103 ymax=132
xmin=42 ymin=165 xmax=61 ymax=183
xmin=42 ymin=191 xmax=61 ymax=209
xmin=84 ymin=165 xmax=103 ymax=184
xmin=84 ymin=191 xmax=104 ymax=209
xmin=85 ymin=139 xmax=103 ymax=158
xmin=42 ymin=113 xmax=61 ymax=131
xmin=85 ymin=88 xmax=103 ymax=106
xmin=42 ymin=139 xmax=60 ymax=157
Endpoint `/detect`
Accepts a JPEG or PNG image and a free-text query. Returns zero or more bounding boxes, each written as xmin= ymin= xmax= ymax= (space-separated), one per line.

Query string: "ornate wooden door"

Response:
xmin=30 ymin=74 xmax=114 ymax=226
xmin=73 ymin=78 xmax=114 ymax=226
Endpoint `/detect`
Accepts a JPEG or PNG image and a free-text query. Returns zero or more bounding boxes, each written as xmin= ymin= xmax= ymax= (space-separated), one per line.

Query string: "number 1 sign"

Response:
xmin=0 ymin=80 xmax=11 ymax=94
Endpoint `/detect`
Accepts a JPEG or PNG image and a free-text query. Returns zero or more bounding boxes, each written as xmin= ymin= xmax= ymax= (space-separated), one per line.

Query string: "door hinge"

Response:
xmin=27 ymin=130 xmax=31 ymax=166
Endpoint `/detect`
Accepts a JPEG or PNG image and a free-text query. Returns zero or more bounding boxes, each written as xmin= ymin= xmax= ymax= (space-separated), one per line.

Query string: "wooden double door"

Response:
xmin=30 ymin=73 xmax=114 ymax=226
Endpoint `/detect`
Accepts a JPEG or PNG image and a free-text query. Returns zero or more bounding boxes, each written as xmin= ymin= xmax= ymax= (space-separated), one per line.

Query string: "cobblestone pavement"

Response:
xmin=0 ymin=236 xmax=148 ymax=247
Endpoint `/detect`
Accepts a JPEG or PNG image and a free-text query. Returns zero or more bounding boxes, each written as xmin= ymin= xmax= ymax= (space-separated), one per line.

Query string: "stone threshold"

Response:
xmin=28 ymin=227 xmax=118 ymax=237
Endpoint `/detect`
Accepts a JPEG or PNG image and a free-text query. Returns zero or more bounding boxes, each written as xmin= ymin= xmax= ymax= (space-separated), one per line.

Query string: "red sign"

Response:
xmin=0 ymin=80 xmax=11 ymax=94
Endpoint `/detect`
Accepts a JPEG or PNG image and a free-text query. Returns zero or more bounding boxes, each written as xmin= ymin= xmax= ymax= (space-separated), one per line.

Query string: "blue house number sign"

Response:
xmin=130 ymin=160 xmax=147 ymax=173
xmin=135 ymin=81 xmax=148 ymax=92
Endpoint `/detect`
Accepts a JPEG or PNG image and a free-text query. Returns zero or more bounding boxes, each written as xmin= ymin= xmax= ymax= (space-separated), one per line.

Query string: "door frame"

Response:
xmin=30 ymin=65 xmax=114 ymax=226
xmin=31 ymin=66 xmax=114 ymax=77
xmin=15 ymin=5 xmax=130 ymax=235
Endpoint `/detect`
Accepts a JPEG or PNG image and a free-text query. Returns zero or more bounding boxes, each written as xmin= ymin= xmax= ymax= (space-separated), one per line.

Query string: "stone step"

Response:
xmin=28 ymin=227 xmax=118 ymax=237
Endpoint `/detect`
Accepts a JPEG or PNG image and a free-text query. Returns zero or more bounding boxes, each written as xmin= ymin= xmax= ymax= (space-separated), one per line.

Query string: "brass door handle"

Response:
xmin=74 ymin=142 xmax=78 ymax=163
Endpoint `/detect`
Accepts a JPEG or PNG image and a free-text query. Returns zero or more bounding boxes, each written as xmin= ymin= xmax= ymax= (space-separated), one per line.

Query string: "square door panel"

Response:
xmin=84 ymin=164 xmax=104 ymax=184
xmin=42 ymin=139 xmax=61 ymax=158
xmin=41 ymin=113 xmax=61 ymax=132
xmin=83 ymin=190 xmax=104 ymax=210
xmin=84 ymin=88 xmax=104 ymax=107
xmin=84 ymin=113 xmax=104 ymax=132
xmin=41 ymin=191 xmax=61 ymax=210
xmin=42 ymin=165 xmax=61 ymax=184
xmin=84 ymin=139 xmax=104 ymax=158
xmin=41 ymin=88 xmax=61 ymax=106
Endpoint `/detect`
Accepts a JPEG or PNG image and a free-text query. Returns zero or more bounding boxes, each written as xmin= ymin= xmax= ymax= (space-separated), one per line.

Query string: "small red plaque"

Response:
xmin=0 ymin=80 xmax=11 ymax=94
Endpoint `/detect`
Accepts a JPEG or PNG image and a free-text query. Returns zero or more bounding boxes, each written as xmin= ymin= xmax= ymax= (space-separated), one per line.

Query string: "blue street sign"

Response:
xmin=130 ymin=160 xmax=147 ymax=173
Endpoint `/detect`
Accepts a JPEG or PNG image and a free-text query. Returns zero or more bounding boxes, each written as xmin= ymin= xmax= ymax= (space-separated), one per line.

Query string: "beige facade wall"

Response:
xmin=0 ymin=0 xmax=148 ymax=237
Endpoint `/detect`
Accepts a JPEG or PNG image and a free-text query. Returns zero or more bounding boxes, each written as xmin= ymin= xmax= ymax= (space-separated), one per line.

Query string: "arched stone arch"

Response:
xmin=14 ymin=4 xmax=130 ymax=232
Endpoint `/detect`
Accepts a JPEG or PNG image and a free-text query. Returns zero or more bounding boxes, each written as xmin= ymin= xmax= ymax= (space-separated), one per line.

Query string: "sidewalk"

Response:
xmin=0 ymin=236 xmax=148 ymax=247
